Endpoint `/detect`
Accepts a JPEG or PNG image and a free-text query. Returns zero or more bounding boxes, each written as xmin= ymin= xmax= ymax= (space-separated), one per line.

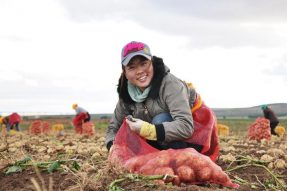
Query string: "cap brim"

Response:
xmin=122 ymin=52 xmax=152 ymax=66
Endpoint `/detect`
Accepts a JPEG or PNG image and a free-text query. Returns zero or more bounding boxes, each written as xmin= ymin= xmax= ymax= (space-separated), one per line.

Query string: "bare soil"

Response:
xmin=0 ymin=126 xmax=286 ymax=191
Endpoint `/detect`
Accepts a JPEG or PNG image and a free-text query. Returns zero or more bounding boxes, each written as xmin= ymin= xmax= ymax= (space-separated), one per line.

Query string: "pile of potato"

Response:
xmin=248 ymin=117 xmax=271 ymax=141
xmin=1 ymin=125 xmax=7 ymax=137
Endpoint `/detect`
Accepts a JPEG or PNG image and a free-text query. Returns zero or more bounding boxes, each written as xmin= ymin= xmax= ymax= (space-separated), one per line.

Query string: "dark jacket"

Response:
xmin=263 ymin=107 xmax=279 ymax=123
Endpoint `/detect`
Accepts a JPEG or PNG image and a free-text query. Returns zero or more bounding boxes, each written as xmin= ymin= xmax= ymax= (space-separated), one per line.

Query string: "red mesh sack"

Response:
xmin=186 ymin=94 xmax=219 ymax=162
xmin=74 ymin=124 xmax=82 ymax=134
xmin=41 ymin=121 xmax=51 ymax=134
xmin=82 ymin=122 xmax=95 ymax=136
xmin=9 ymin=113 xmax=21 ymax=125
xmin=108 ymin=121 xmax=239 ymax=188
xmin=248 ymin=117 xmax=271 ymax=141
xmin=29 ymin=120 xmax=42 ymax=135
xmin=72 ymin=112 xmax=88 ymax=134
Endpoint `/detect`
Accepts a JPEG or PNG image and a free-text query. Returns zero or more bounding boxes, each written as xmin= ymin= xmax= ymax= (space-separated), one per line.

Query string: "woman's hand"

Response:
xmin=126 ymin=117 xmax=157 ymax=140
xmin=126 ymin=117 xmax=144 ymax=133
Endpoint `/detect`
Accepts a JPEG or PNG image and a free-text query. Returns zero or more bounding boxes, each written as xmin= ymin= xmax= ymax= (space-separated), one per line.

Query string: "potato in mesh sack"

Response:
xmin=108 ymin=121 xmax=239 ymax=188
xmin=274 ymin=125 xmax=285 ymax=137
xmin=52 ymin=124 xmax=64 ymax=136
xmin=217 ymin=123 xmax=229 ymax=137
xmin=123 ymin=148 xmax=238 ymax=188
xmin=41 ymin=121 xmax=51 ymax=134
xmin=29 ymin=120 xmax=52 ymax=135
xmin=29 ymin=120 xmax=42 ymax=135
xmin=109 ymin=145 xmax=136 ymax=165
xmin=52 ymin=124 xmax=64 ymax=132
xmin=248 ymin=117 xmax=271 ymax=141
xmin=82 ymin=122 xmax=95 ymax=136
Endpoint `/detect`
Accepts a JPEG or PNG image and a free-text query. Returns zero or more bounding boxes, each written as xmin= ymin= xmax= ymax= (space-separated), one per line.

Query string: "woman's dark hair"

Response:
xmin=117 ymin=56 xmax=167 ymax=104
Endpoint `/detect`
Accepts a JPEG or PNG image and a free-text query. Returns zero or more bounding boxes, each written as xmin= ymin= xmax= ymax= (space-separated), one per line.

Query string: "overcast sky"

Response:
xmin=1 ymin=0 xmax=287 ymax=115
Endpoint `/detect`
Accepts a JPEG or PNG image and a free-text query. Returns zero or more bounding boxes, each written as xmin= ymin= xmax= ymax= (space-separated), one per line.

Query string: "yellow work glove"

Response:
xmin=126 ymin=117 xmax=157 ymax=140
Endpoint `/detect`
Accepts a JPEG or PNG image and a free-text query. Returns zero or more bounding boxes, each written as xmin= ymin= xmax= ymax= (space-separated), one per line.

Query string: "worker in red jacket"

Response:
xmin=72 ymin=104 xmax=91 ymax=134
xmin=0 ymin=113 xmax=22 ymax=133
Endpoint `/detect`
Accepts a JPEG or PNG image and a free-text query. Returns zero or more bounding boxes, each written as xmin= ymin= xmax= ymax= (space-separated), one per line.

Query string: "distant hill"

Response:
xmin=92 ymin=103 xmax=287 ymax=119
xmin=213 ymin=103 xmax=287 ymax=119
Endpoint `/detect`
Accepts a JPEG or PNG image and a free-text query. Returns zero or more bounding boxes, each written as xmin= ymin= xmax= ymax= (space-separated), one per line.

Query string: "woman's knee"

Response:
xmin=152 ymin=113 xmax=173 ymax=125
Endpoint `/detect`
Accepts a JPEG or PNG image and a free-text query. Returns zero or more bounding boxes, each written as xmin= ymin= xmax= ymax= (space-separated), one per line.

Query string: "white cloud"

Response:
xmin=24 ymin=79 xmax=39 ymax=87
xmin=59 ymin=0 xmax=287 ymax=48
xmin=0 ymin=70 xmax=22 ymax=81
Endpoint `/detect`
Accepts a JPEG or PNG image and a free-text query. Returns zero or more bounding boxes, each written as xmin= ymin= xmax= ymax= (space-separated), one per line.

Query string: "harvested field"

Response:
xmin=0 ymin=118 xmax=286 ymax=191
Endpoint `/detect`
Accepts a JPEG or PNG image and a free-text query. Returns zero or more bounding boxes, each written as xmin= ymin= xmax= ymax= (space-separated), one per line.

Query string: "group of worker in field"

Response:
xmin=0 ymin=104 xmax=282 ymax=137
xmin=0 ymin=104 xmax=91 ymax=136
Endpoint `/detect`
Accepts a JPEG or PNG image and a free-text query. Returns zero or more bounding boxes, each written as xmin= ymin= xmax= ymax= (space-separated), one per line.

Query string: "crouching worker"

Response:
xmin=261 ymin=104 xmax=280 ymax=136
xmin=72 ymin=104 xmax=91 ymax=134
xmin=105 ymin=41 xmax=219 ymax=162
xmin=0 ymin=113 xmax=22 ymax=135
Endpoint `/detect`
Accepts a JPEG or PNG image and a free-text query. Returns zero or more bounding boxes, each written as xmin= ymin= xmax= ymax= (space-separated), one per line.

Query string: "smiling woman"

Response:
xmin=105 ymin=41 xmax=219 ymax=162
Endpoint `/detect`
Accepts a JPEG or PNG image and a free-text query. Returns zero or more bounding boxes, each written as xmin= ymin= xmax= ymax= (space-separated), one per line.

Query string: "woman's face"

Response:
xmin=124 ymin=56 xmax=154 ymax=91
